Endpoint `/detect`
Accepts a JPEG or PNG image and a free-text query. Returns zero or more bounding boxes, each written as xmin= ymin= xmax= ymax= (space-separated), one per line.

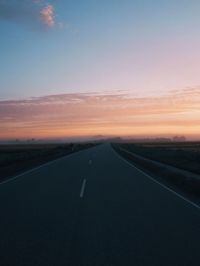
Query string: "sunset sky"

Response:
xmin=0 ymin=0 xmax=200 ymax=140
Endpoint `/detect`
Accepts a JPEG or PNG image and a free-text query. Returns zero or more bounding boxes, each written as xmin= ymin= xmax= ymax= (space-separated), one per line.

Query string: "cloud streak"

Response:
xmin=0 ymin=88 xmax=200 ymax=139
xmin=0 ymin=0 xmax=55 ymax=29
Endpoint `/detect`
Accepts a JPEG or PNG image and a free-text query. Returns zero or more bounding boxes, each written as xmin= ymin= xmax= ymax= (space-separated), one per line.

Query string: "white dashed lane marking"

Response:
xmin=80 ymin=179 xmax=87 ymax=198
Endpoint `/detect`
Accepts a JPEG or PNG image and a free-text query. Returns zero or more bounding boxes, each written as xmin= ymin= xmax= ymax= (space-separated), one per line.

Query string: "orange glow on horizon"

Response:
xmin=0 ymin=88 xmax=200 ymax=141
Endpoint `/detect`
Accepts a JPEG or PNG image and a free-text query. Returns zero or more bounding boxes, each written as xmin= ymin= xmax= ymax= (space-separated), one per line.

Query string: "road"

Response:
xmin=0 ymin=144 xmax=200 ymax=266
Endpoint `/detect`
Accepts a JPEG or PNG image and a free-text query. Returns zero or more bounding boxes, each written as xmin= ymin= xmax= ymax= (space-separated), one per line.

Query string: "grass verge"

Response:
xmin=112 ymin=143 xmax=200 ymax=204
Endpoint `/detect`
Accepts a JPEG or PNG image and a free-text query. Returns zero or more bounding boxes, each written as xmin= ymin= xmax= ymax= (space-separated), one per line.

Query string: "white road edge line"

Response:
xmin=112 ymin=148 xmax=200 ymax=210
xmin=80 ymin=179 xmax=87 ymax=198
xmin=0 ymin=148 xmax=92 ymax=186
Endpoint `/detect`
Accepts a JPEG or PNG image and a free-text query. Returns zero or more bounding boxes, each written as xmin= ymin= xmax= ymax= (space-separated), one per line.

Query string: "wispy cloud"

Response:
xmin=0 ymin=0 xmax=55 ymax=29
xmin=0 ymin=88 xmax=200 ymax=139
xmin=39 ymin=4 xmax=54 ymax=28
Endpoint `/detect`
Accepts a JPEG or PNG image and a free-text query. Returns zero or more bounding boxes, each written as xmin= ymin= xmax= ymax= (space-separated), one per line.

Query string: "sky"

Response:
xmin=0 ymin=0 xmax=200 ymax=140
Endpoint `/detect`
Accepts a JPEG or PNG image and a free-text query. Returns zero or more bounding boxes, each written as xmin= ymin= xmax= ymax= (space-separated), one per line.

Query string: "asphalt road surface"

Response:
xmin=0 ymin=144 xmax=200 ymax=266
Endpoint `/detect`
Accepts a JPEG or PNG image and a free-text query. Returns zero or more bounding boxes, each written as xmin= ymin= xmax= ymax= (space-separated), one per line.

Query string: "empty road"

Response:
xmin=0 ymin=144 xmax=200 ymax=266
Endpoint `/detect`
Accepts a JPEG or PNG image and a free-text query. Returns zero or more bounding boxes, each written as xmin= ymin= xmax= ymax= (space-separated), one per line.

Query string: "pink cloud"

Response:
xmin=39 ymin=4 xmax=54 ymax=28
xmin=0 ymin=88 xmax=200 ymax=139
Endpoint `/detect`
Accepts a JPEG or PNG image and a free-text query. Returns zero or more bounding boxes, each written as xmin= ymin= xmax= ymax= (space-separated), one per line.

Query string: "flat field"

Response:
xmin=0 ymin=143 xmax=96 ymax=181
xmin=116 ymin=142 xmax=200 ymax=175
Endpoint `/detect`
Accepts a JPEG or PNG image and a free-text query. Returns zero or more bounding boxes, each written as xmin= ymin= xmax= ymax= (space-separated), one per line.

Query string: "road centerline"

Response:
xmin=80 ymin=179 xmax=87 ymax=198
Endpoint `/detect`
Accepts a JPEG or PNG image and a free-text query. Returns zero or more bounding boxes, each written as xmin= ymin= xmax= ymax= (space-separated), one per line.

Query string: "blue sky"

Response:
xmin=1 ymin=0 xmax=200 ymax=99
